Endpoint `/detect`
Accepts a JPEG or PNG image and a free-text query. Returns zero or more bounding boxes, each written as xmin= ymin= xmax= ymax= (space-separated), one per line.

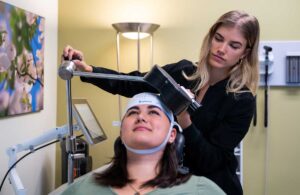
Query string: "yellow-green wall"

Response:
xmin=57 ymin=1 xmax=300 ymax=194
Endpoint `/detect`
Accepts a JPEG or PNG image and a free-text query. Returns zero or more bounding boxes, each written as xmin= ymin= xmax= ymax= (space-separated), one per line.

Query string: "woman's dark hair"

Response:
xmin=93 ymin=136 xmax=191 ymax=188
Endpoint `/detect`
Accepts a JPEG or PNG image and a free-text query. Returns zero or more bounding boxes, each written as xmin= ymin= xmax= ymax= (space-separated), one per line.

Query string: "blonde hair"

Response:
xmin=187 ymin=10 xmax=260 ymax=95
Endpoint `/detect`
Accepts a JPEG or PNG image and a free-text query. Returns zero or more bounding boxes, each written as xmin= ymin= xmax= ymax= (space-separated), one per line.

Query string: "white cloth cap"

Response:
xmin=124 ymin=92 xmax=173 ymax=122
xmin=122 ymin=92 xmax=175 ymax=155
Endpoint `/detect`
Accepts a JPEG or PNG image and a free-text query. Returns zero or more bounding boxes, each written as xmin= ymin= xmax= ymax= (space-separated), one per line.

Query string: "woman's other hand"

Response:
xmin=176 ymin=110 xmax=192 ymax=129
xmin=176 ymin=87 xmax=194 ymax=129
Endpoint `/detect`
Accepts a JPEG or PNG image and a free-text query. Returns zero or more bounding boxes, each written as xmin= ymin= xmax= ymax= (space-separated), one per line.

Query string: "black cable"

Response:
xmin=0 ymin=134 xmax=84 ymax=192
xmin=0 ymin=139 xmax=59 ymax=192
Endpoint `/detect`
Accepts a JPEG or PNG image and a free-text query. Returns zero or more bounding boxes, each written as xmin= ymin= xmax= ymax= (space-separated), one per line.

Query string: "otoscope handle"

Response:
xmin=264 ymin=89 xmax=268 ymax=127
xmin=263 ymin=45 xmax=271 ymax=128
xmin=264 ymin=70 xmax=268 ymax=128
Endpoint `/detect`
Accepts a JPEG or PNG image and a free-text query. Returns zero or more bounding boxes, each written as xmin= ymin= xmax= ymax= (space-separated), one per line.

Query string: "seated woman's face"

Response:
xmin=121 ymin=104 xmax=171 ymax=150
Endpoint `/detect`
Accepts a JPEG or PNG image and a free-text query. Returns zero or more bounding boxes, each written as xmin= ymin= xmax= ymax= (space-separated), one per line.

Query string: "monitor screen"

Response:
xmin=72 ymin=99 xmax=107 ymax=144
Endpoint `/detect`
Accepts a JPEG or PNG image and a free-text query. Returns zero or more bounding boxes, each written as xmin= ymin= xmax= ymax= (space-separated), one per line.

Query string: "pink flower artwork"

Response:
xmin=0 ymin=2 xmax=45 ymax=118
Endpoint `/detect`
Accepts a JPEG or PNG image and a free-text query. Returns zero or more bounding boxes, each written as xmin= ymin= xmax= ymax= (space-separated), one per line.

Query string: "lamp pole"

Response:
xmin=112 ymin=22 xmax=160 ymax=120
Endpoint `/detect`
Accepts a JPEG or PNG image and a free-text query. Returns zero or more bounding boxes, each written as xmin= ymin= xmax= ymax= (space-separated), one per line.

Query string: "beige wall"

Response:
xmin=57 ymin=1 xmax=300 ymax=195
xmin=0 ymin=0 xmax=58 ymax=194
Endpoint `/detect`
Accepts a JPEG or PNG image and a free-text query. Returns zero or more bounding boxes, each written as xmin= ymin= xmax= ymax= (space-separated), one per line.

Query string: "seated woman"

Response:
xmin=62 ymin=93 xmax=225 ymax=195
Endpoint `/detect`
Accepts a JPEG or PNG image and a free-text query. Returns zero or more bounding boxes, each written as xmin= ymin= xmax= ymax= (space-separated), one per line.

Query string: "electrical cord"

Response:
xmin=0 ymin=134 xmax=84 ymax=192
xmin=0 ymin=139 xmax=59 ymax=192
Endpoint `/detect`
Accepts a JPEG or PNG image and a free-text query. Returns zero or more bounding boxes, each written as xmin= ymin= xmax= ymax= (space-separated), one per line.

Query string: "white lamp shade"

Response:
xmin=121 ymin=32 xmax=150 ymax=40
xmin=112 ymin=22 xmax=160 ymax=40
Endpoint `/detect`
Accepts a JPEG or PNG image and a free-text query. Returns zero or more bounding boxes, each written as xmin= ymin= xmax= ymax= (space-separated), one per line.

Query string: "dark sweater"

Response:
xmin=81 ymin=59 xmax=255 ymax=195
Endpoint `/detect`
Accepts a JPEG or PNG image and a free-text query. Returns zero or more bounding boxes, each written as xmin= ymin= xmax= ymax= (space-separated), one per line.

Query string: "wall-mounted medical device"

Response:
xmin=254 ymin=41 xmax=300 ymax=128
xmin=259 ymin=41 xmax=300 ymax=87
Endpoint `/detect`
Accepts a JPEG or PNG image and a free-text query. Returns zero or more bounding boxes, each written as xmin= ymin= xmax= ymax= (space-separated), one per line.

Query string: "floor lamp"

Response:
xmin=112 ymin=22 xmax=160 ymax=120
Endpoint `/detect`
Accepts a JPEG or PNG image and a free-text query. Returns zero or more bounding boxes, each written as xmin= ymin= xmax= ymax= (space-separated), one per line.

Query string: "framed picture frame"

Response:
xmin=0 ymin=1 xmax=45 ymax=118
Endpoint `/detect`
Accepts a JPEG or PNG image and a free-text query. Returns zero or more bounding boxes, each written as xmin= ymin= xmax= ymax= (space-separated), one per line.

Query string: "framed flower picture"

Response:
xmin=0 ymin=1 xmax=45 ymax=118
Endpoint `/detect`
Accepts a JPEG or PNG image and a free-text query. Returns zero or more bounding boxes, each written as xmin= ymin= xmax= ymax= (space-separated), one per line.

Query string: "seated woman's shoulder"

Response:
xmin=190 ymin=175 xmax=226 ymax=195
xmin=153 ymin=175 xmax=225 ymax=195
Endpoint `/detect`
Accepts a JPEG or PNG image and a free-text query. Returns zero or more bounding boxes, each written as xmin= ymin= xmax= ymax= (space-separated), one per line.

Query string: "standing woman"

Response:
xmin=62 ymin=10 xmax=260 ymax=195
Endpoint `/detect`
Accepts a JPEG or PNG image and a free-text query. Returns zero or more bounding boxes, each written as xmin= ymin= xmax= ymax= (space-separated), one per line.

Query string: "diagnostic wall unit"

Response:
xmin=259 ymin=41 xmax=300 ymax=87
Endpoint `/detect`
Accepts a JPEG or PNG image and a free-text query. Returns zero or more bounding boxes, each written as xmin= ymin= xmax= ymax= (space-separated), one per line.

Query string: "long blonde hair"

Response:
xmin=187 ymin=10 xmax=260 ymax=95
